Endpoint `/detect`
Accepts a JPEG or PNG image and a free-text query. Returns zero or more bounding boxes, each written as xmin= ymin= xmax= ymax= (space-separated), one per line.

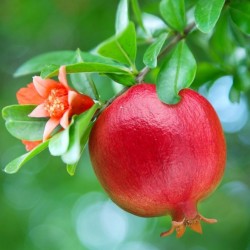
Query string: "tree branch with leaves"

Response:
xmin=2 ymin=0 xmax=250 ymax=189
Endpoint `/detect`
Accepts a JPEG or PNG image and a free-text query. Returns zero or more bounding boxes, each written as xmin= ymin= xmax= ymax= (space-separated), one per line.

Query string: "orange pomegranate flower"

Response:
xmin=17 ymin=66 xmax=94 ymax=146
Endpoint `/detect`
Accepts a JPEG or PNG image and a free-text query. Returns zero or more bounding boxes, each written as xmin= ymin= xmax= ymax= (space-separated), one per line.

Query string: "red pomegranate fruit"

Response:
xmin=89 ymin=83 xmax=226 ymax=238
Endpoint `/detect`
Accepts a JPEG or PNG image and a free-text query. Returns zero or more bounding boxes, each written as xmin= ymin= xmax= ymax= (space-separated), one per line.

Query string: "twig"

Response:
xmin=136 ymin=22 xmax=196 ymax=83
xmin=93 ymin=22 xmax=196 ymax=119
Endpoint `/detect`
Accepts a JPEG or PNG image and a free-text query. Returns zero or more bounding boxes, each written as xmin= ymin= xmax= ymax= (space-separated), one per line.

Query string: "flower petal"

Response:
xmin=60 ymin=109 xmax=71 ymax=128
xmin=68 ymin=90 xmax=78 ymax=105
xmin=33 ymin=76 xmax=60 ymax=98
xmin=43 ymin=118 xmax=60 ymax=140
xmin=68 ymin=90 xmax=94 ymax=115
xmin=29 ymin=104 xmax=50 ymax=117
xmin=22 ymin=140 xmax=42 ymax=151
xmin=16 ymin=83 xmax=44 ymax=105
xmin=58 ymin=66 xmax=69 ymax=88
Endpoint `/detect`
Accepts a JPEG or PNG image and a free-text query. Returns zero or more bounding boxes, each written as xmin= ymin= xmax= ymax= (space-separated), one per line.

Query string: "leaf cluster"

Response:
xmin=2 ymin=0 xmax=250 ymax=174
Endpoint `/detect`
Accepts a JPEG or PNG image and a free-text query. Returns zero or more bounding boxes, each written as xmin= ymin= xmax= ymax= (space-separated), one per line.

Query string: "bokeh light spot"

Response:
xmin=201 ymin=76 xmax=248 ymax=133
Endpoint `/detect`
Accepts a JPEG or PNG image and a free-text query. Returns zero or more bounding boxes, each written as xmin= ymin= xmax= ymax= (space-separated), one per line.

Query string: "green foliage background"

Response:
xmin=0 ymin=0 xmax=250 ymax=249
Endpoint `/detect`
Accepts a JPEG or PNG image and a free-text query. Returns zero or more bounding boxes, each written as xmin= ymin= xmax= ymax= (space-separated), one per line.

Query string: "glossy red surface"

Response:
xmin=89 ymin=84 xmax=226 ymax=221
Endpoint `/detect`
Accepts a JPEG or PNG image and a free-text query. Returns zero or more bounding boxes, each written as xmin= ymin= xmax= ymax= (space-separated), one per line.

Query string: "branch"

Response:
xmin=93 ymin=22 xmax=196 ymax=119
xmin=136 ymin=22 xmax=196 ymax=83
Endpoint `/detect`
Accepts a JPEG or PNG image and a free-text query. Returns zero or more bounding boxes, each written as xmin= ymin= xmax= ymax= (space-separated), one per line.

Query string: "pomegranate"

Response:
xmin=89 ymin=83 xmax=226 ymax=237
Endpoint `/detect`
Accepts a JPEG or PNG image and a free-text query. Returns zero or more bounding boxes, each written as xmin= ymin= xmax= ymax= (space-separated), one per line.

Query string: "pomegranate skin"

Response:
xmin=89 ymin=83 xmax=226 ymax=236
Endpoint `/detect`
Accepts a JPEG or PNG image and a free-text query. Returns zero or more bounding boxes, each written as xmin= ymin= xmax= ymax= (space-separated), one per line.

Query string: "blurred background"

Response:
xmin=0 ymin=1 xmax=250 ymax=249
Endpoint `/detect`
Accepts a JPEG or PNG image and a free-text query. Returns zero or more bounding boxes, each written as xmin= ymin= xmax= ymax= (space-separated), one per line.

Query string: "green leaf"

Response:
xmin=192 ymin=62 xmax=226 ymax=89
xmin=229 ymin=83 xmax=241 ymax=103
xmin=48 ymin=128 xmax=70 ymax=156
xmin=4 ymin=140 xmax=49 ymax=174
xmin=70 ymin=49 xmax=99 ymax=99
xmin=14 ymin=50 xmax=127 ymax=77
xmin=230 ymin=20 xmax=249 ymax=48
xmin=106 ymin=73 xmax=135 ymax=86
xmin=159 ymin=0 xmax=186 ymax=32
xmin=66 ymin=163 xmax=78 ymax=176
xmin=14 ymin=51 xmax=75 ymax=77
xmin=186 ymin=0 xmax=197 ymax=10
xmin=194 ymin=0 xmax=225 ymax=33
xmin=233 ymin=66 xmax=250 ymax=92
xmin=97 ymin=22 xmax=137 ymax=68
xmin=116 ymin=0 xmax=129 ymax=34
xmin=229 ymin=0 xmax=250 ymax=35
xmin=81 ymin=52 xmax=126 ymax=66
xmin=131 ymin=0 xmax=147 ymax=33
xmin=61 ymin=117 xmax=81 ymax=165
xmin=41 ymin=61 xmax=131 ymax=79
xmin=229 ymin=65 xmax=250 ymax=102
xmin=156 ymin=40 xmax=197 ymax=104
xmin=61 ymin=103 xmax=100 ymax=165
xmin=143 ymin=33 xmax=168 ymax=68
xmin=2 ymin=105 xmax=47 ymax=140
xmin=209 ymin=11 xmax=236 ymax=64
xmin=66 ymin=123 xmax=94 ymax=176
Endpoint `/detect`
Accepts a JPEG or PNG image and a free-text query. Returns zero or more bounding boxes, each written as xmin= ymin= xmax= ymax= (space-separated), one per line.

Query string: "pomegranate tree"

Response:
xmin=5 ymin=0 xmax=246 ymax=243
xmin=89 ymin=83 xmax=226 ymax=238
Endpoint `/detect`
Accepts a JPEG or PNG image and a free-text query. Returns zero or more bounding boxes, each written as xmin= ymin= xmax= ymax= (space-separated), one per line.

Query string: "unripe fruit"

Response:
xmin=89 ymin=83 xmax=226 ymax=237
